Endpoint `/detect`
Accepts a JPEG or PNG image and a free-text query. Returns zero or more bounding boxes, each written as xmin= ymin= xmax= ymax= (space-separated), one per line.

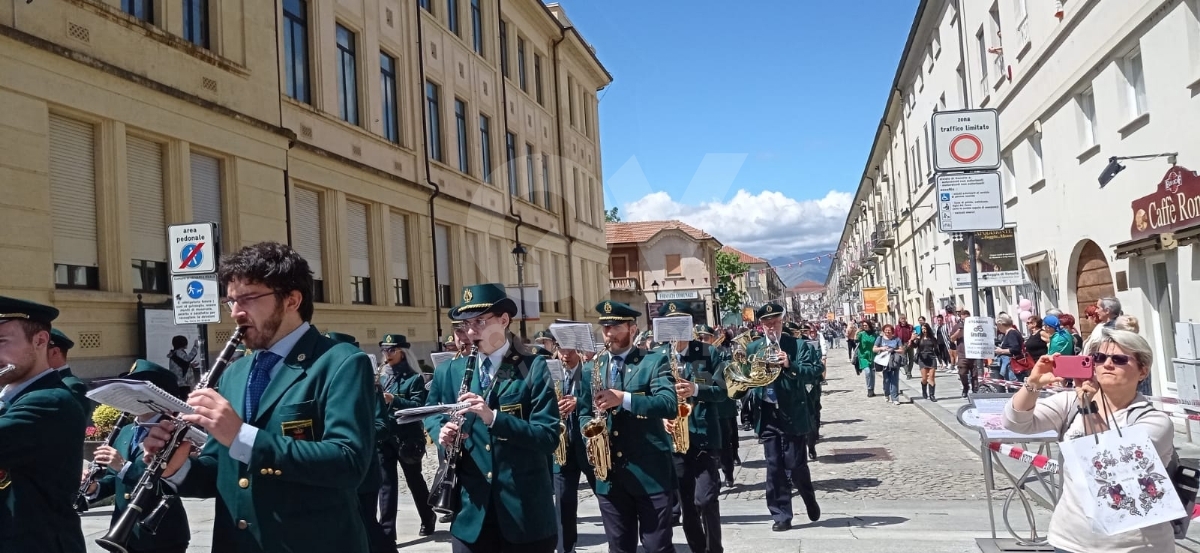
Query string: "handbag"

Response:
xmin=1010 ymin=337 xmax=1035 ymax=373
xmin=872 ymin=351 xmax=891 ymax=371
xmin=1059 ymin=400 xmax=1187 ymax=536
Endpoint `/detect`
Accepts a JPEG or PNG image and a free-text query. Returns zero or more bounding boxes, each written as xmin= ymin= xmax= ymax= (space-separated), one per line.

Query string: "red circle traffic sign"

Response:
xmin=949 ymin=134 xmax=984 ymax=163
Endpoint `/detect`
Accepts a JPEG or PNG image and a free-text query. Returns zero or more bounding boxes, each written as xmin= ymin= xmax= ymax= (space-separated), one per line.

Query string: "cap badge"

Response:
xmin=668 ymin=303 xmax=677 ymax=313
xmin=463 ymin=289 xmax=474 ymax=302
xmin=604 ymin=302 xmax=613 ymax=314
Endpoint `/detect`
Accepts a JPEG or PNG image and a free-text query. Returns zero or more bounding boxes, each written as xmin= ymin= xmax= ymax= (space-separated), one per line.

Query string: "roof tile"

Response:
xmin=606 ymin=220 xmax=714 ymax=244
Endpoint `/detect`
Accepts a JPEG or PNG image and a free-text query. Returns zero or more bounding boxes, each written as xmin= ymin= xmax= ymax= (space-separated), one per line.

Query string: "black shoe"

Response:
xmin=804 ymin=496 xmax=821 ymax=522
xmin=929 ymin=385 xmax=937 ymax=402
xmin=772 ymin=521 xmax=792 ymax=532
xmin=733 ymin=453 xmax=742 ymax=466
xmin=867 ymin=391 xmax=875 ymax=397
xmin=808 ymin=447 xmax=817 ymax=461
xmin=725 ymin=478 xmax=735 ymax=488
xmin=438 ymin=513 xmax=455 ymax=524
xmin=419 ymin=522 xmax=435 ymax=536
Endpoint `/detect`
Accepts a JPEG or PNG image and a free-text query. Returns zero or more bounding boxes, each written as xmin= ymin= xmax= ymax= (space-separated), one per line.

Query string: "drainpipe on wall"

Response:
xmin=551 ymin=25 xmax=577 ymax=320
xmin=414 ymin=1 xmax=444 ymax=345
xmin=273 ymin=0 xmax=293 ymax=245
xmin=496 ymin=0 xmax=525 ymax=292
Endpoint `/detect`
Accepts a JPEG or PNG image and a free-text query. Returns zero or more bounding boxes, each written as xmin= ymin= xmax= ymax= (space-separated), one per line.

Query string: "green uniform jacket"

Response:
xmin=384 ymin=364 xmax=430 ymax=445
xmin=175 ymin=327 xmax=376 ymax=553
xmin=731 ymin=335 xmax=823 ymax=437
xmin=359 ymin=392 xmax=386 ymax=494
xmin=0 ymin=370 xmax=87 ymax=553
xmin=424 ymin=339 xmax=560 ymax=544
xmin=576 ymin=347 xmax=678 ymax=496
xmin=711 ymin=347 xmax=738 ymax=419
xmin=57 ymin=366 xmax=94 ymax=427
xmin=95 ymin=421 xmax=190 ymax=551
xmin=658 ymin=341 xmax=729 ymax=451
xmin=553 ymin=363 xmax=589 ymax=474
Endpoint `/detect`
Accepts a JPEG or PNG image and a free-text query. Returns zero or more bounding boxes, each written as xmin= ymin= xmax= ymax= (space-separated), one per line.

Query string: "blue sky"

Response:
xmin=553 ymin=0 xmax=919 ymax=258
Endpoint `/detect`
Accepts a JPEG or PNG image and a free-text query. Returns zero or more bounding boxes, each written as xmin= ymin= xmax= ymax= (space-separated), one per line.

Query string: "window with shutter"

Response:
xmin=190 ymin=153 xmax=222 ymax=228
xmin=489 ymin=237 xmax=504 ymax=283
xmin=48 ymin=115 xmax=100 ymax=290
xmin=292 ymin=187 xmax=325 ymax=301
xmin=435 ymin=224 xmax=452 ymax=307
xmin=391 ymin=212 xmax=410 ymax=306
xmin=347 ymin=201 xmax=371 ymax=304
xmin=666 ymin=254 xmax=682 ymax=276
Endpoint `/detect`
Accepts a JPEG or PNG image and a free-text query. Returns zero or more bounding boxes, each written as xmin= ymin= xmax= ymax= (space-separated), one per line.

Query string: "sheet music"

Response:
xmin=430 ymin=351 xmax=457 ymax=369
xmin=549 ymin=323 xmax=595 ymax=352
xmin=653 ymin=315 xmax=693 ymax=343
xmin=87 ymin=379 xmax=192 ymax=416
xmin=545 ymin=359 xmax=565 ymax=382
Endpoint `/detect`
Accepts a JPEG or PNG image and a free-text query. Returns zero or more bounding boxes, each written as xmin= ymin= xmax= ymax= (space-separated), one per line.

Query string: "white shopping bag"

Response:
xmin=1059 ymin=424 xmax=1186 ymax=536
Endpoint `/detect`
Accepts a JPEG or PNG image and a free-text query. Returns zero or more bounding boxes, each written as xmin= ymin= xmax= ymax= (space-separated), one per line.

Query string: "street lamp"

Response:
xmin=646 ymin=280 xmax=659 ymax=328
xmin=511 ymin=242 xmax=528 ymax=339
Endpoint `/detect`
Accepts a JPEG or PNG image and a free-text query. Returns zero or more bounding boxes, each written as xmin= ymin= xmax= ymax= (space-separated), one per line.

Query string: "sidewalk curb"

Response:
xmin=896 ymin=376 xmax=1057 ymax=510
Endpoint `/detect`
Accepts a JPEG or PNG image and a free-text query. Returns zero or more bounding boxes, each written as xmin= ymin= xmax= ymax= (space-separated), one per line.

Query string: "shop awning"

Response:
xmin=1112 ymin=223 xmax=1200 ymax=259
xmin=1020 ymin=250 xmax=1049 ymax=265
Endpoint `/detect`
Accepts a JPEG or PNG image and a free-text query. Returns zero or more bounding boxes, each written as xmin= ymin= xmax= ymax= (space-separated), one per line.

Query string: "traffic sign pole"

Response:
xmin=967 ymin=232 xmax=985 ymax=381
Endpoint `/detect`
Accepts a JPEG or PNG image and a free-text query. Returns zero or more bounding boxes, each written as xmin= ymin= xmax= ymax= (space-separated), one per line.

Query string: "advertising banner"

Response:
xmin=953 ymin=228 xmax=1022 ymax=288
xmin=862 ymin=287 xmax=888 ymax=314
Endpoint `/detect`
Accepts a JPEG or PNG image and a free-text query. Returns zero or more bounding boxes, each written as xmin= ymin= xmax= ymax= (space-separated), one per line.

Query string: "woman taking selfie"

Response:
xmin=1002 ymin=328 xmax=1174 ymax=552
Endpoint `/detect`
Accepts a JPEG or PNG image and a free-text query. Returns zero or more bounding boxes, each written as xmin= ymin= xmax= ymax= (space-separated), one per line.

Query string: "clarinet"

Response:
xmin=95 ymin=327 xmax=246 ymax=553
xmin=75 ymin=412 xmax=131 ymax=512
xmin=427 ymin=343 xmax=478 ymax=516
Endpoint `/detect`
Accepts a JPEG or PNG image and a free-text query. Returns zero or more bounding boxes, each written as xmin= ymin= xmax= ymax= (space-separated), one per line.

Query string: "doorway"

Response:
xmin=1146 ymin=256 xmax=1180 ymax=395
xmin=1073 ymin=241 xmax=1116 ymax=335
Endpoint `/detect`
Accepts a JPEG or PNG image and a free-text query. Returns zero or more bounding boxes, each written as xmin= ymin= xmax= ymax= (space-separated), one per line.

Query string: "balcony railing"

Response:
xmin=1017 ymin=17 xmax=1029 ymax=50
xmin=872 ymin=223 xmax=895 ymax=253
xmin=992 ymin=52 xmax=1005 ymax=85
xmin=609 ymin=277 xmax=641 ymax=292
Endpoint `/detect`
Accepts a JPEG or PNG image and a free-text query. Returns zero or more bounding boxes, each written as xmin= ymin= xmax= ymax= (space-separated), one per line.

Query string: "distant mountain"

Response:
xmin=770 ymin=251 xmax=835 ymax=288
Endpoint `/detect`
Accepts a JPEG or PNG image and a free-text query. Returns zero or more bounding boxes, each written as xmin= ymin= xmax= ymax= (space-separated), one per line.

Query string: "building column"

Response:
xmin=96 ymin=120 xmax=130 ymax=293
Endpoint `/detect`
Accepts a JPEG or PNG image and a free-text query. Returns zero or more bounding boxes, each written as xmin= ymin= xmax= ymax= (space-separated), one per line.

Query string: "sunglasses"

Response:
xmin=1090 ymin=352 xmax=1132 ymax=366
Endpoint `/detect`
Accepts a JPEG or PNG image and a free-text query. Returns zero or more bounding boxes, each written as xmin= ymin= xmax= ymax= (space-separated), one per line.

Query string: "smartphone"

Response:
xmin=1054 ymin=355 xmax=1093 ymax=379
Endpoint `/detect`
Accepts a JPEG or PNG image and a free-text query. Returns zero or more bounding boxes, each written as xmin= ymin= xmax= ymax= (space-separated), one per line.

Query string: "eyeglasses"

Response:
xmin=380 ymin=347 xmax=397 ymax=355
xmin=462 ymin=315 xmax=497 ymax=329
xmin=224 ymin=291 xmax=275 ymax=313
xmin=1091 ymin=352 xmax=1133 ymax=366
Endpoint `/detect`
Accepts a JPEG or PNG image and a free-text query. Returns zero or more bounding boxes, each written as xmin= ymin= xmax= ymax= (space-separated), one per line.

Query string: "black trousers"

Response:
xmin=450 ymin=507 xmax=557 ymax=553
xmin=847 ymin=339 xmax=857 ymax=362
xmin=358 ymin=490 xmax=392 ymax=553
xmin=760 ymin=417 xmax=818 ymax=524
xmin=554 ymin=458 xmax=596 ymax=553
xmin=596 ymin=486 xmax=675 ymax=553
xmin=718 ymin=417 xmax=738 ymax=480
xmin=378 ymin=439 xmax=435 ymax=540
xmin=673 ymin=449 xmax=723 ymax=553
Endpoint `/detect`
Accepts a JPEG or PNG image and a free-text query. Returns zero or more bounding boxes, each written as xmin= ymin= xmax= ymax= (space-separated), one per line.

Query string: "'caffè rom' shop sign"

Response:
xmin=1130 ymin=166 xmax=1200 ymax=240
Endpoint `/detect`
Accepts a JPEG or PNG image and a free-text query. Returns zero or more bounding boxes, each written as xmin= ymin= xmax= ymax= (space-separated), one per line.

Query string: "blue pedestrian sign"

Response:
xmin=181 ymin=244 xmax=204 ymax=270
xmin=186 ymin=280 xmax=205 ymax=299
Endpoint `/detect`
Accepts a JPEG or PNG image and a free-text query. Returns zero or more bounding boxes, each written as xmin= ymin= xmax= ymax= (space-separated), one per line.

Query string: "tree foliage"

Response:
xmin=605 ymin=207 xmax=621 ymax=223
xmin=714 ymin=251 xmax=749 ymax=315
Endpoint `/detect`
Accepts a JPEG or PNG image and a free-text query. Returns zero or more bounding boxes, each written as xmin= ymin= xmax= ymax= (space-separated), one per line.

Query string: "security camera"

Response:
xmin=1098 ymin=157 xmax=1126 ymax=187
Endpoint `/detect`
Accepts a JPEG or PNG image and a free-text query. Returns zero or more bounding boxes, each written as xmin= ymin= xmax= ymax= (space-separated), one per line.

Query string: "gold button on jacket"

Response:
xmin=238 ymin=478 xmax=250 ymax=489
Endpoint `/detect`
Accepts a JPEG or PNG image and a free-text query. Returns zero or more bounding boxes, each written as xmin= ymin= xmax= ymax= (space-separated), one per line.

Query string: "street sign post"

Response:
xmin=932 ymin=109 xmax=1001 ymax=172
xmin=168 ymin=223 xmax=217 ymax=275
xmin=171 ymin=274 xmax=221 ymax=325
xmin=936 ymin=172 xmax=1005 ymax=232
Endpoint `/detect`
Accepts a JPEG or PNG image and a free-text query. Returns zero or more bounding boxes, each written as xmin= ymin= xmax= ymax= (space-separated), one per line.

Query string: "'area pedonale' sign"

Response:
xmin=1130 ymin=166 xmax=1200 ymax=240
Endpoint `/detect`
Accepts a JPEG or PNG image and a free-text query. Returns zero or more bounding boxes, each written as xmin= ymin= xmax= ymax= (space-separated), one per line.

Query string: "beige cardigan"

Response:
xmin=1003 ymin=391 xmax=1177 ymax=553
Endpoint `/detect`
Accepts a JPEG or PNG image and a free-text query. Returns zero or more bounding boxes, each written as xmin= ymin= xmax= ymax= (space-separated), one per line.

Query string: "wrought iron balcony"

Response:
xmin=609 ymin=277 xmax=641 ymax=292
xmin=872 ymin=223 xmax=895 ymax=253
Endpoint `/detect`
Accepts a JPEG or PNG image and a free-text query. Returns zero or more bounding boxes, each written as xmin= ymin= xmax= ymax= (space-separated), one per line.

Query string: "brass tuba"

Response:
xmin=582 ymin=343 xmax=613 ymax=481
xmin=724 ymin=330 xmax=784 ymax=398
xmin=668 ymin=345 xmax=691 ymax=453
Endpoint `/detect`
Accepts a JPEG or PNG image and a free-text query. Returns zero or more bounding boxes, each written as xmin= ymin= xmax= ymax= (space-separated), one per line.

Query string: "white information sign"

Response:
xmin=656 ymin=290 xmax=700 ymax=301
xmin=168 ymin=222 xmax=217 ymax=275
xmin=504 ymin=285 xmax=541 ymax=321
xmin=171 ymin=274 xmax=221 ymax=325
xmin=936 ymin=172 xmax=1005 ymax=232
xmin=964 ymin=316 xmax=996 ymax=360
xmin=932 ymin=109 xmax=1001 ymax=172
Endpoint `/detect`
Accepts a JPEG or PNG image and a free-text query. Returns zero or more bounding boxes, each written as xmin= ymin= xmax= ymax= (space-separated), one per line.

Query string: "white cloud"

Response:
xmin=622 ymin=189 xmax=852 ymax=259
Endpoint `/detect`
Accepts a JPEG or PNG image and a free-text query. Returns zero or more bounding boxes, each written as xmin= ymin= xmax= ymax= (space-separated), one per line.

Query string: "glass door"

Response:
xmin=1150 ymin=260 xmax=1179 ymax=392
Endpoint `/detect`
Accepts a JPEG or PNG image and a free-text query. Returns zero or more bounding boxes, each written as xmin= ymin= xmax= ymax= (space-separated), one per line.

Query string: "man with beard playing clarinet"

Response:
xmin=576 ymin=301 xmax=678 ymax=553
xmin=657 ymin=301 xmax=728 ymax=553
xmin=141 ymin=242 xmax=377 ymax=553
xmin=425 ymin=283 xmax=560 ymax=553
xmin=729 ymin=303 xmax=822 ymax=532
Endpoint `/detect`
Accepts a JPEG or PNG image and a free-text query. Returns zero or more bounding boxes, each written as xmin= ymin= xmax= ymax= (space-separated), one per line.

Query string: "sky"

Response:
xmin=553 ymin=0 xmax=920 ymax=259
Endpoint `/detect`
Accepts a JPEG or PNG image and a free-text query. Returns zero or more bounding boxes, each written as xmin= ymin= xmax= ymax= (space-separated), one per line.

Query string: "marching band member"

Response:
xmin=83 ymin=360 xmax=191 ymax=553
xmin=48 ymin=328 xmax=94 ymax=424
xmin=658 ymin=302 xmax=729 ymax=553
xmin=0 ymin=297 xmax=87 ymax=553
xmin=533 ymin=330 xmax=558 ymax=357
xmin=142 ymin=242 xmax=377 ymax=553
xmin=576 ymin=301 xmax=678 ymax=553
xmin=697 ymin=324 xmax=740 ymax=487
xmin=377 ymin=333 xmax=436 ymax=539
xmin=553 ymin=342 xmax=595 ymax=553
xmin=425 ymin=283 xmax=560 ymax=553
xmin=730 ymin=303 xmax=822 ymax=532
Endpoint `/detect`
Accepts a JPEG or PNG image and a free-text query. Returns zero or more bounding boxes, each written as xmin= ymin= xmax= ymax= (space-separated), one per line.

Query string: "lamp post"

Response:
xmin=511 ymin=243 xmax=528 ymax=339
xmin=646 ymin=280 xmax=659 ymax=329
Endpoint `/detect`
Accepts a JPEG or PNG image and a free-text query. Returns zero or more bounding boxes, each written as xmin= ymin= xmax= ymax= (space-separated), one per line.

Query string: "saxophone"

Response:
xmin=581 ymin=343 xmax=612 ymax=482
xmin=668 ymin=345 xmax=691 ymax=453
xmin=553 ymin=375 xmax=569 ymax=466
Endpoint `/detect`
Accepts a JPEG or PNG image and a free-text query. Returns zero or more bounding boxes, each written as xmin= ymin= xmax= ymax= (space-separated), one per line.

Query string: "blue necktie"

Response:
xmin=610 ymin=357 xmax=624 ymax=389
xmin=764 ymin=384 xmax=778 ymax=404
xmin=479 ymin=357 xmax=494 ymax=397
xmin=130 ymin=425 xmax=148 ymax=459
xmin=245 ymin=351 xmax=281 ymax=421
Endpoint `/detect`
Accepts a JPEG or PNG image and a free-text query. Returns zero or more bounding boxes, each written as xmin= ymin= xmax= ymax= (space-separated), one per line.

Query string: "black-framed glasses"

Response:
xmin=224 ymin=291 xmax=276 ymax=313
xmin=462 ymin=315 xmax=497 ymax=329
xmin=380 ymin=347 xmax=398 ymax=355
xmin=1091 ymin=352 xmax=1132 ymax=366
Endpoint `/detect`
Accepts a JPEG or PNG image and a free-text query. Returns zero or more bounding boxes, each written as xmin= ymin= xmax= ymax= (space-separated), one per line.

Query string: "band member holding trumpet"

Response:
xmin=376 ymin=333 xmax=436 ymax=539
xmin=657 ymin=302 xmax=729 ymax=553
xmin=141 ymin=242 xmax=378 ymax=553
xmin=0 ymin=296 xmax=87 ymax=553
xmin=576 ymin=301 xmax=678 ymax=553
xmin=83 ymin=360 xmax=191 ymax=553
xmin=551 ymin=338 xmax=594 ymax=553
xmin=424 ymin=283 xmax=560 ymax=553
xmin=729 ymin=303 xmax=823 ymax=532
xmin=696 ymin=324 xmax=740 ymax=487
